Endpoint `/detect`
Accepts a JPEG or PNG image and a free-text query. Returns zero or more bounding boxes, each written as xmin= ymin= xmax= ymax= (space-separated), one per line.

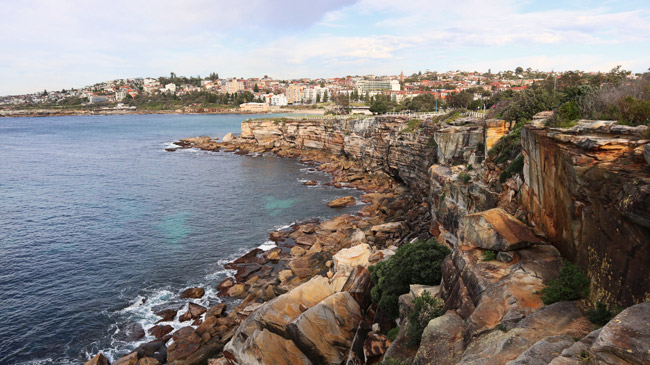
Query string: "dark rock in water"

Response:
xmin=172 ymin=327 xmax=195 ymax=342
xmin=149 ymin=325 xmax=173 ymax=339
xmin=179 ymin=303 xmax=207 ymax=322
xmin=179 ymin=287 xmax=205 ymax=299
xmin=154 ymin=308 xmax=178 ymax=322
xmin=192 ymin=318 xmax=203 ymax=326
xmin=84 ymin=353 xmax=109 ymax=365
xmin=113 ymin=351 xmax=138 ymax=365
xmin=206 ymin=303 xmax=227 ymax=318
xmin=217 ymin=278 xmax=234 ymax=292
xmin=164 ymin=148 xmax=177 ymax=152
xmin=167 ymin=328 xmax=202 ymax=363
xmin=303 ymin=180 xmax=318 ymax=186
xmin=135 ymin=339 xmax=167 ymax=364
xmin=116 ymin=322 xmax=145 ymax=342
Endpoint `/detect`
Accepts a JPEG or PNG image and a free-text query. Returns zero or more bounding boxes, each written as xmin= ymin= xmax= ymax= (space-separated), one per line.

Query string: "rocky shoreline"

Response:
xmin=88 ymin=114 xmax=650 ymax=365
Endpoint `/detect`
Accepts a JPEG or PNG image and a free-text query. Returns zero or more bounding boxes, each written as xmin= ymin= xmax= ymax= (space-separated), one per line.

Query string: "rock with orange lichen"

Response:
xmin=461 ymin=208 xmax=541 ymax=251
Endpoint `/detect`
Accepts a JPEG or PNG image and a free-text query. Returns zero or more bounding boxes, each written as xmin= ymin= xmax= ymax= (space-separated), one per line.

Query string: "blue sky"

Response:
xmin=1 ymin=0 xmax=649 ymax=95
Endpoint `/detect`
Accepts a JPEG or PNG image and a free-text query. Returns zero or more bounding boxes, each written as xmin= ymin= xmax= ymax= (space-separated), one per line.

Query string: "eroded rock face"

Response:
xmin=461 ymin=208 xmax=541 ymax=251
xmin=550 ymin=301 xmax=650 ymax=364
xmin=413 ymin=312 xmax=465 ymax=365
xmin=434 ymin=124 xmax=484 ymax=165
xmin=333 ymin=243 xmax=371 ymax=274
xmin=507 ymin=335 xmax=575 ymax=365
xmin=224 ymin=276 xmax=334 ymax=360
xmin=520 ymin=125 xmax=650 ymax=306
xmin=286 ymin=292 xmax=361 ymax=364
xmin=224 ymin=329 xmax=312 ymax=365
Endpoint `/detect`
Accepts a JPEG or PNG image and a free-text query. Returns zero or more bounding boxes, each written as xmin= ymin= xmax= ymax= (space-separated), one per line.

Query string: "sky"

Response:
xmin=1 ymin=0 xmax=650 ymax=95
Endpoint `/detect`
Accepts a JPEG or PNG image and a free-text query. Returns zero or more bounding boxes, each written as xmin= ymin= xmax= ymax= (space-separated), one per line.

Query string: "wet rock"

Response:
xmin=149 ymin=325 xmax=173 ymax=339
xmin=179 ymin=287 xmax=205 ymax=299
xmin=154 ymin=308 xmax=178 ymax=322
xmin=114 ymin=351 xmax=139 ymax=365
xmin=217 ymin=278 xmax=234 ymax=292
xmin=327 ymin=195 xmax=356 ymax=208
xmin=462 ymin=208 xmax=541 ymax=251
xmin=167 ymin=329 xmax=201 ymax=363
xmin=265 ymin=247 xmax=281 ymax=259
xmin=413 ymin=312 xmax=465 ymax=365
xmin=278 ymin=269 xmax=293 ymax=283
xmin=85 ymin=353 xmax=109 ymax=365
xmin=303 ymin=180 xmax=318 ymax=186
xmin=135 ymin=338 xmax=168 ymax=364
xmin=226 ymin=284 xmax=246 ymax=298
xmin=116 ymin=322 xmax=145 ymax=342
xmin=179 ymin=303 xmax=207 ymax=322
xmin=319 ymin=215 xmax=352 ymax=231
xmin=206 ymin=303 xmax=227 ymax=318
xmin=165 ymin=148 xmax=177 ymax=152
xmin=136 ymin=357 xmax=160 ymax=365
xmin=286 ymin=292 xmax=362 ymax=365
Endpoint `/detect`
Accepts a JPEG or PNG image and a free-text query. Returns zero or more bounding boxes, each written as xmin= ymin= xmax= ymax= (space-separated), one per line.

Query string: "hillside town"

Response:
xmin=0 ymin=69 xmax=563 ymax=114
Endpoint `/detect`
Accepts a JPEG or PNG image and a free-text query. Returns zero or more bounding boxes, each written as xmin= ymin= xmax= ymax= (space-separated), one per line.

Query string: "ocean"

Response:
xmin=0 ymin=113 xmax=363 ymax=364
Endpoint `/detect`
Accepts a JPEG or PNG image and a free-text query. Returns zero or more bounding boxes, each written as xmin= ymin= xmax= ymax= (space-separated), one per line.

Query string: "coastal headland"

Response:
xmin=92 ymin=113 xmax=650 ymax=365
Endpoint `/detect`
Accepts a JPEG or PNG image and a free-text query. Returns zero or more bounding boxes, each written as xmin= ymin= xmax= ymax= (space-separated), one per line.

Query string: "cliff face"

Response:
xmin=520 ymin=122 xmax=650 ymax=306
xmin=241 ymin=116 xmax=650 ymax=307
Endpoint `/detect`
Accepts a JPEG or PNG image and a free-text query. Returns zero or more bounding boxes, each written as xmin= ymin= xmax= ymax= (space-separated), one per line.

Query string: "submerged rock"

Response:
xmin=116 ymin=322 xmax=145 ymax=342
xmin=180 ymin=287 xmax=205 ymax=299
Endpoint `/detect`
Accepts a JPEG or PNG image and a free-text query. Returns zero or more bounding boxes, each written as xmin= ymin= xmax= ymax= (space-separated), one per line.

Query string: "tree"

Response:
xmin=515 ymin=66 xmax=524 ymax=74
xmin=208 ymin=72 xmax=219 ymax=81
xmin=332 ymin=94 xmax=350 ymax=114
xmin=322 ymin=90 xmax=329 ymax=102
xmin=253 ymin=84 xmax=260 ymax=92
xmin=315 ymin=93 xmax=321 ymax=103
xmin=369 ymin=99 xmax=388 ymax=114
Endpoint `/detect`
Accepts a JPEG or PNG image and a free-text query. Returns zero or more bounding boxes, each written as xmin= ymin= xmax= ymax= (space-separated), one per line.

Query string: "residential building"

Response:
xmin=270 ymin=94 xmax=288 ymax=106
xmin=286 ymin=85 xmax=303 ymax=104
xmin=356 ymin=79 xmax=400 ymax=94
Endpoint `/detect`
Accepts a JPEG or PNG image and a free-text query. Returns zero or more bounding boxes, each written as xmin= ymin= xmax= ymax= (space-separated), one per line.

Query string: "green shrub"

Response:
xmin=482 ymin=250 xmax=497 ymax=261
xmin=539 ymin=261 xmax=590 ymax=305
xmin=458 ymin=172 xmax=472 ymax=184
xmin=369 ymin=239 xmax=451 ymax=319
xmin=406 ymin=291 xmax=444 ymax=346
xmin=586 ymin=302 xmax=620 ymax=327
xmin=402 ymin=118 xmax=423 ymax=133
xmin=499 ymin=154 xmax=525 ymax=183
xmin=386 ymin=327 xmax=400 ymax=341
xmin=466 ymin=164 xmax=473 ymax=171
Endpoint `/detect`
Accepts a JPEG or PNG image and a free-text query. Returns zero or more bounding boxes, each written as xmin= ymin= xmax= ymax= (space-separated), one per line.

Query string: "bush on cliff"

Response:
xmin=586 ymin=301 xmax=620 ymax=327
xmin=369 ymin=239 xmax=450 ymax=319
xmin=499 ymin=154 xmax=525 ymax=183
xmin=539 ymin=260 xmax=590 ymax=305
xmin=406 ymin=291 xmax=444 ymax=346
xmin=488 ymin=119 xmax=527 ymax=165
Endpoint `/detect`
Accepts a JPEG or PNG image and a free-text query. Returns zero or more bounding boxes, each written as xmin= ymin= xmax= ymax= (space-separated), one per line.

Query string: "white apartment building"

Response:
xmin=356 ymin=79 xmax=400 ymax=94
xmin=270 ymin=94 xmax=288 ymax=106
xmin=164 ymin=83 xmax=177 ymax=93
xmin=302 ymin=87 xmax=328 ymax=104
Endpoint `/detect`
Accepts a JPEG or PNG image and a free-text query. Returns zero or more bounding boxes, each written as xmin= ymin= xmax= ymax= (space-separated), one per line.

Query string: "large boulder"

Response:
xmin=223 ymin=329 xmax=311 ymax=365
xmin=85 ymin=353 xmax=109 ymax=365
xmin=179 ymin=287 xmax=205 ymax=299
xmin=333 ymin=243 xmax=371 ymax=273
xmin=286 ymin=292 xmax=362 ymax=365
xmin=413 ymin=312 xmax=465 ymax=365
xmin=341 ymin=266 xmax=373 ymax=310
xmin=327 ymin=196 xmax=356 ymax=208
xmin=114 ymin=352 xmax=139 ymax=365
xmin=550 ymin=301 xmax=650 ymax=364
xmin=459 ymin=301 xmax=592 ymax=364
xmin=222 ymin=132 xmax=235 ymax=143
xmin=179 ymin=303 xmax=207 ymax=322
xmin=224 ymin=276 xmax=334 ymax=361
xmin=462 ymin=208 xmax=541 ymax=251
xmin=507 ymin=335 xmax=575 ymax=365
xmin=116 ymin=322 xmax=145 ymax=342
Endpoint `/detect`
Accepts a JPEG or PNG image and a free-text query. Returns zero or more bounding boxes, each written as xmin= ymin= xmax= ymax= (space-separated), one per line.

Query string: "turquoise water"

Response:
xmin=0 ymin=114 xmax=362 ymax=364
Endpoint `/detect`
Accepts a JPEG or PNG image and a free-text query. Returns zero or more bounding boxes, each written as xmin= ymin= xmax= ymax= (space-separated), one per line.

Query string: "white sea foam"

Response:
xmin=257 ymin=240 xmax=277 ymax=251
